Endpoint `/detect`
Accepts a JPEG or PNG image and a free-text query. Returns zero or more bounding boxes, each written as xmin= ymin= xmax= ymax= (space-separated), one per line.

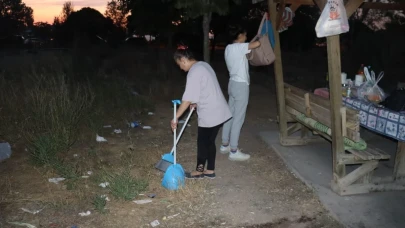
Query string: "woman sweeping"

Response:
xmin=171 ymin=49 xmax=232 ymax=179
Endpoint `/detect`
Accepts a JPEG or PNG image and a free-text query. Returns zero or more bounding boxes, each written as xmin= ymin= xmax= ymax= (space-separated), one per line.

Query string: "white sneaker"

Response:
xmin=219 ymin=145 xmax=230 ymax=154
xmin=229 ymin=149 xmax=250 ymax=161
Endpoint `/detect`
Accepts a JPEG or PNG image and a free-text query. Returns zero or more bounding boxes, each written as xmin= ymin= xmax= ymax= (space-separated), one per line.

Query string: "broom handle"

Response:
xmin=173 ymin=102 xmax=177 ymax=165
xmin=170 ymin=107 xmax=195 ymax=155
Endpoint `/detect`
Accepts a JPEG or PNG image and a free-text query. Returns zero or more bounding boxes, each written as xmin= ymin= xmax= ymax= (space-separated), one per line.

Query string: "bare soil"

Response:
xmin=0 ymin=53 xmax=342 ymax=228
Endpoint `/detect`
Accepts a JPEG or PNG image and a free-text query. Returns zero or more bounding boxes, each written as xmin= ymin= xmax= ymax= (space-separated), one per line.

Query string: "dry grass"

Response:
xmin=0 ymin=48 xmax=213 ymax=228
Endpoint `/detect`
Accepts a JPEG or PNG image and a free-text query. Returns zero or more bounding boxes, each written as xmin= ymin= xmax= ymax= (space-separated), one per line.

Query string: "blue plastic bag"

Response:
xmin=260 ymin=19 xmax=275 ymax=48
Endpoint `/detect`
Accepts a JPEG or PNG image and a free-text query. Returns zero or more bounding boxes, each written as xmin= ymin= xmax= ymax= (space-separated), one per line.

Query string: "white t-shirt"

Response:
xmin=224 ymin=43 xmax=251 ymax=85
xmin=182 ymin=62 xmax=232 ymax=128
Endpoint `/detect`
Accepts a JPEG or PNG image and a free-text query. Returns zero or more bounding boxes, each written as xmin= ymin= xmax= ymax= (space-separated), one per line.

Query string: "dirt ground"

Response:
xmin=0 ymin=51 xmax=342 ymax=228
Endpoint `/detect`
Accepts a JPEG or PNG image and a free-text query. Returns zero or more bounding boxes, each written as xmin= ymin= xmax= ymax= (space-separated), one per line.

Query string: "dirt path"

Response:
xmin=172 ymin=83 xmax=341 ymax=227
xmin=0 ymin=80 xmax=341 ymax=228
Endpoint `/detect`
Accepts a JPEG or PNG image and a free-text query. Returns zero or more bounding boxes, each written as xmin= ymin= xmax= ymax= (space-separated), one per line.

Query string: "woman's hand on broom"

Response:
xmin=171 ymin=118 xmax=178 ymax=131
xmin=190 ymin=103 xmax=197 ymax=110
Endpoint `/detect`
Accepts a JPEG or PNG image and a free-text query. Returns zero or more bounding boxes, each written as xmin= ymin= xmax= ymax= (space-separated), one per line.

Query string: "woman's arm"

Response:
xmin=171 ymin=100 xmax=191 ymax=130
xmin=248 ymin=41 xmax=261 ymax=50
xmin=176 ymin=101 xmax=191 ymax=119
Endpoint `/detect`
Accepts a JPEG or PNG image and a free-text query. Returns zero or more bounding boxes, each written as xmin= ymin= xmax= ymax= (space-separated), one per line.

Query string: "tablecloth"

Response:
xmin=342 ymin=97 xmax=405 ymax=142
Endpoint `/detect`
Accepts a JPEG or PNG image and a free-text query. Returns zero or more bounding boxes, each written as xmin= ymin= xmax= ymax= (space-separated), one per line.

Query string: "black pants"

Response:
xmin=196 ymin=124 xmax=221 ymax=172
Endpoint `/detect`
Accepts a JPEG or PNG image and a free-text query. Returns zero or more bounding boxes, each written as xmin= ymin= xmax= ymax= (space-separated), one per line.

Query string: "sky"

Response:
xmin=25 ymin=0 xmax=107 ymax=23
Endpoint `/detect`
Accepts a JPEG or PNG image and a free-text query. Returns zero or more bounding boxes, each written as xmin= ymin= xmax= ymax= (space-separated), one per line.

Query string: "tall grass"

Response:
xmin=0 ymin=47 xmax=181 ymax=178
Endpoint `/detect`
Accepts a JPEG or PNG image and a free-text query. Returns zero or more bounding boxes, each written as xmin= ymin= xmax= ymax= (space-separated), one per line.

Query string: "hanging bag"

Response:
xmin=246 ymin=13 xmax=276 ymax=66
xmin=315 ymin=0 xmax=349 ymax=38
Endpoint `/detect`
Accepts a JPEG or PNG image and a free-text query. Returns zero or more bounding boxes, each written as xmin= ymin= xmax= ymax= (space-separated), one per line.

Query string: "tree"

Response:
xmin=171 ymin=0 xmax=240 ymax=63
xmin=60 ymin=7 xmax=116 ymax=46
xmin=0 ymin=0 xmax=33 ymax=36
xmin=60 ymin=1 xmax=74 ymax=23
xmin=105 ymin=0 xmax=129 ymax=28
xmin=33 ymin=22 xmax=52 ymax=40
xmin=127 ymin=0 xmax=181 ymax=47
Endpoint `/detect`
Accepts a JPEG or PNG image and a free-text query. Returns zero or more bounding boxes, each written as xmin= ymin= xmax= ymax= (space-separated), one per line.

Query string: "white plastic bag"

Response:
xmin=315 ymin=0 xmax=349 ymax=38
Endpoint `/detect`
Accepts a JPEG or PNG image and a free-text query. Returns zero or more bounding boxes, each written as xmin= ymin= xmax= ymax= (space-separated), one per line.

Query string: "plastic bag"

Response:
xmin=315 ymin=0 xmax=349 ymax=38
xmin=357 ymin=70 xmax=386 ymax=104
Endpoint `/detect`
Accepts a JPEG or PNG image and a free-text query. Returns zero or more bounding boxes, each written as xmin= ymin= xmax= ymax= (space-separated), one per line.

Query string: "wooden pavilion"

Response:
xmin=260 ymin=0 xmax=405 ymax=195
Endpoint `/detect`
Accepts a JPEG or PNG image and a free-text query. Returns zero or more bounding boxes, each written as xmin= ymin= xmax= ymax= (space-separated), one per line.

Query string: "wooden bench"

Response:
xmin=282 ymin=83 xmax=397 ymax=195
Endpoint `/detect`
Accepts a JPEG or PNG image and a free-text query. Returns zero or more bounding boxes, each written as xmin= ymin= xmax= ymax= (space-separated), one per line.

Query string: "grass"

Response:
xmin=93 ymin=195 xmax=108 ymax=214
xmin=0 ymin=47 xmax=203 ymax=226
xmin=0 ymin=48 xmax=176 ymax=180
xmin=100 ymin=170 xmax=148 ymax=201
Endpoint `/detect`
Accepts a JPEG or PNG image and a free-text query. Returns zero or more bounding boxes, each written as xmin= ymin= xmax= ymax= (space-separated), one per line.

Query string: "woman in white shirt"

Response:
xmin=220 ymin=24 xmax=260 ymax=161
xmin=171 ymin=49 xmax=232 ymax=179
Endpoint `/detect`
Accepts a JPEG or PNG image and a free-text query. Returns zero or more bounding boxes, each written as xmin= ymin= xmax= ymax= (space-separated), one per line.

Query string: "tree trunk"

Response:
xmin=202 ymin=12 xmax=212 ymax=63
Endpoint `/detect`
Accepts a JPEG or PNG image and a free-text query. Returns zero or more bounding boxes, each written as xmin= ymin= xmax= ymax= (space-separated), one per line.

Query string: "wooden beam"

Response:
xmin=345 ymin=0 xmax=365 ymax=18
xmin=269 ymin=0 xmax=288 ymax=141
xmin=284 ymin=90 xmax=361 ymax=142
xmin=331 ymin=180 xmax=405 ymax=196
xmin=362 ymin=2 xmax=405 ymax=11
xmin=280 ymin=135 xmax=325 ymax=146
xmin=289 ymin=3 xmax=302 ymax=13
xmin=394 ymin=142 xmax=405 ymax=180
xmin=285 ymin=84 xmax=360 ymax=131
xmin=287 ymin=123 xmax=302 ymax=136
xmin=337 ymin=161 xmax=378 ymax=187
xmin=327 ymin=35 xmax=345 ymax=181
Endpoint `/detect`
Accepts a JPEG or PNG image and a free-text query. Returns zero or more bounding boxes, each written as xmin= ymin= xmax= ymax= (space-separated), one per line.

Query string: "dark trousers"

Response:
xmin=196 ymin=124 xmax=221 ymax=172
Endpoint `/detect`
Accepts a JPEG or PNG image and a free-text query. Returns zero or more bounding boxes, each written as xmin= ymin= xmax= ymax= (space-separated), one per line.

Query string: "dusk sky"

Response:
xmin=25 ymin=0 xmax=107 ymax=23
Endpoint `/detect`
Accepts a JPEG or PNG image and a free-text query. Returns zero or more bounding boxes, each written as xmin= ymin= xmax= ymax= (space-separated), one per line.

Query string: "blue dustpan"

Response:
xmin=162 ymin=164 xmax=185 ymax=190
xmin=162 ymin=100 xmax=186 ymax=190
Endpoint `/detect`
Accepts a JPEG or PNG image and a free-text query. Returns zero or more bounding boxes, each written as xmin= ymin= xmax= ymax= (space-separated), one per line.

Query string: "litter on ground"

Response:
xmin=0 ymin=142 xmax=12 ymax=162
xmin=101 ymin=195 xmax=110 ymax=201
xmin=99 ymin=182 xmax=109 ymax=188
xmin=142 ymin=126 xmax=152 ymax=130
xmin=148 ymin=112 xmax=154 ymax=115
xmin=163 ymin=213 xmax=180 ymax=220
xmin=21 ymin=208 xmax=43 ymax=215
xmin=48 ymin=178 xmax=65 ymax=184
xmin=78 ymin=211 xmax=91 ymax=216
xmin=133 ymin=199 xmax=152 ymax=204
xmin=7 ymin=222 xmax=36 ymax=228
xmin=113 ymin=129 xmax=122 ymax=134
xmin=150 ymin=220 xmax=160 ymax=227
xmin=96 ymin=134 xmax=107 ymax=142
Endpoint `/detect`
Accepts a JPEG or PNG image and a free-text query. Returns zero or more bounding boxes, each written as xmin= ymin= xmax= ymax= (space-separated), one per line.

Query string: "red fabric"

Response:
xmin=314 ymin=88 xmax=330 ymax=99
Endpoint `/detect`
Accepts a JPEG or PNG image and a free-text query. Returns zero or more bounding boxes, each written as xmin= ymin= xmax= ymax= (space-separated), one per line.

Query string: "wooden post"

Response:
xmin=327 ymin=35 xmax=346 ymax=180
xmin=269 ymin=0 xmax=288 ymax=141
xmin=394 ymin=142 xmax=405 ymax=180
xmin=345 ymin=0 xmax=366 ymax=18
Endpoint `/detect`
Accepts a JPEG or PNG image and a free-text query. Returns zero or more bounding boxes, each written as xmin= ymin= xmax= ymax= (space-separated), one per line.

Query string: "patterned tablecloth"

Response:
xmin=342 ymin=97 xmax=405 ymax=142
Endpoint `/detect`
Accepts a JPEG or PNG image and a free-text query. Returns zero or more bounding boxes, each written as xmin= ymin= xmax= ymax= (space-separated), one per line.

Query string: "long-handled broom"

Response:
xmin=162 ymin=100 xmax=186 ymax=190
xmin=155 ymin=105 xmax=195 ymax=172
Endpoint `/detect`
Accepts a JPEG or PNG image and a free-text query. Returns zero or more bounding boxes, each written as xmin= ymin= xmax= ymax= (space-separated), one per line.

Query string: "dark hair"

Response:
xmin=173 ymin=49 xmax=196 ymax=61
xmin=228 ymin=24 xmax=246 ymax=43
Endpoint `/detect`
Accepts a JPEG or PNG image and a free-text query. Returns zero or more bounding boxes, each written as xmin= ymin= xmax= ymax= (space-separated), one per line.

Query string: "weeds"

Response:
xmin=93 ymin=195 xmax=108 ymax=214
xmin=100 ymin=170 xmax=148 ymax=201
